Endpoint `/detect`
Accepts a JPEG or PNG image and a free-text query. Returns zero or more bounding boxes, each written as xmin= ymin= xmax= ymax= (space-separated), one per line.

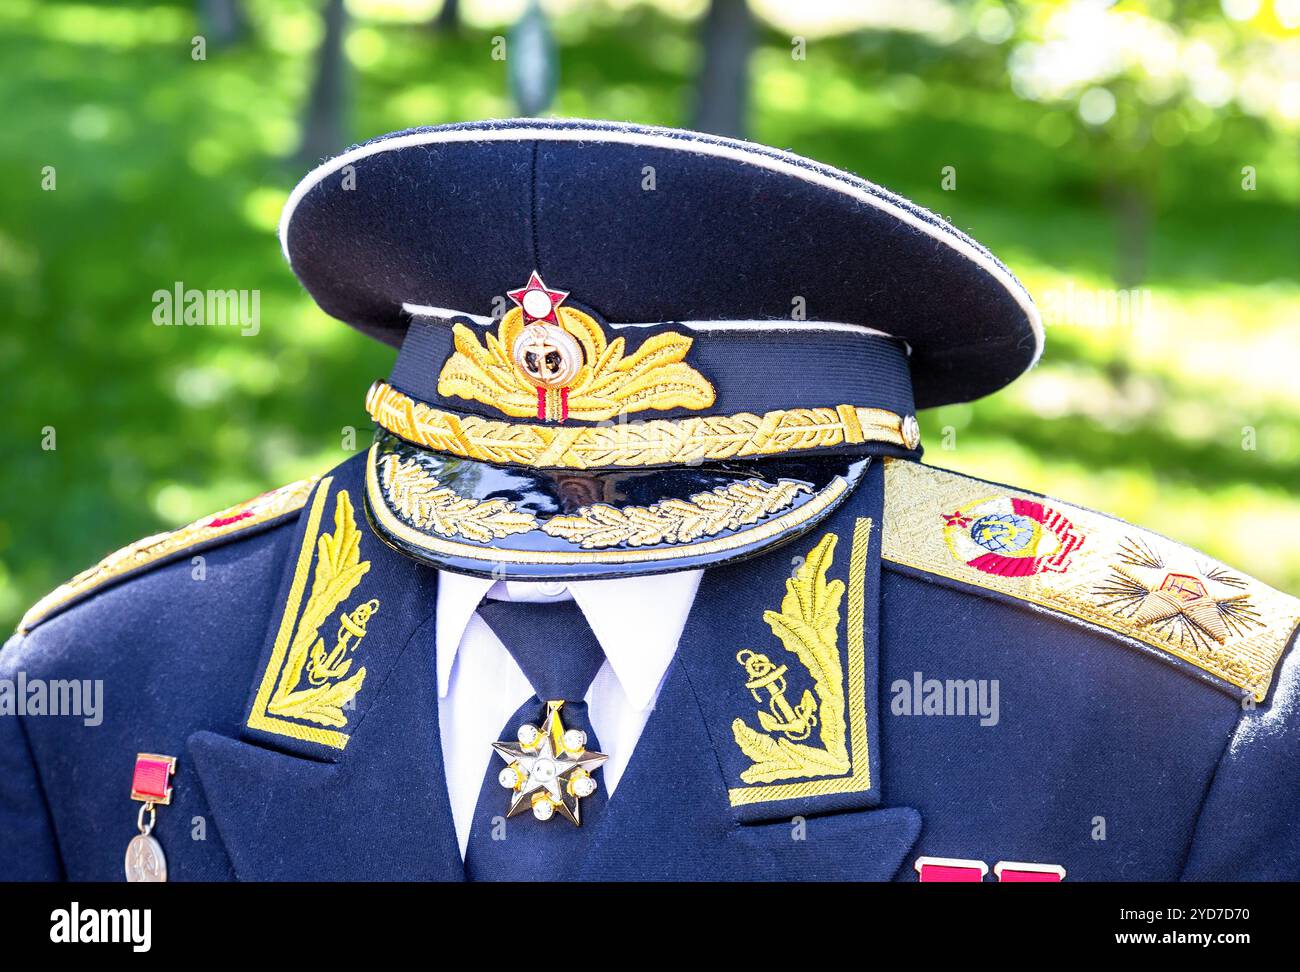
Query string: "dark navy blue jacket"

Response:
xmin=3 ymin=451 xmax=1298 ymax=881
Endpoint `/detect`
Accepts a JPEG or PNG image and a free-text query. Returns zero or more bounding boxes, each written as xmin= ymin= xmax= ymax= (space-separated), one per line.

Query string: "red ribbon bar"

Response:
xmin=130 ymin=753 xmax=177 ymax=805
xmin=994 ymin=861 xmax=1066 ymax=882
xmin=914 ymin=856 xmax=989 ymax=882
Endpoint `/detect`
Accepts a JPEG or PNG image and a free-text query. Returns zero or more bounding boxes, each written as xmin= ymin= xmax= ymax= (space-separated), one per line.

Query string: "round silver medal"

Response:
xmin=124 ymin=833 xmax=167 ymax=882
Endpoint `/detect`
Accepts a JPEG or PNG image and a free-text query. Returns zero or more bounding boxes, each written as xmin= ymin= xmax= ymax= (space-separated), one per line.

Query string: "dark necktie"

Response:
xmin=463 ymin=598 xmax=609 ymax=881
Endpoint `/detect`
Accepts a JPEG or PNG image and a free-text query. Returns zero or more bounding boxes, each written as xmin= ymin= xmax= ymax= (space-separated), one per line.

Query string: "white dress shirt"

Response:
xmin=435 ymin=569 xmax=703 ymax=857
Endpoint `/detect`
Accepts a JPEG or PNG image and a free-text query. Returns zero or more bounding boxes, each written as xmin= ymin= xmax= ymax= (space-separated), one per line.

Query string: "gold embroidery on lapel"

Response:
xmin=728 ymin=518 xmax=874 ymax=806
xmin=246 ymin=480 xmax=378 ymax=749
xmin=437 ymin=306 xmax=716 ymax=421
xmin=731 ymin=534 xmax=850 ymax=782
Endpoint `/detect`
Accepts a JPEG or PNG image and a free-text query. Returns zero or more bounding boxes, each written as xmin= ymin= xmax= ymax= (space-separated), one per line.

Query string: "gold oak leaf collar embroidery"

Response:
xmin=437 ymin=300 xmax=716 ymax=421
xmin=731 ymin=533 xmax=851 ymax=784
xmin=265 ymin=488 xmax=378 ymax=731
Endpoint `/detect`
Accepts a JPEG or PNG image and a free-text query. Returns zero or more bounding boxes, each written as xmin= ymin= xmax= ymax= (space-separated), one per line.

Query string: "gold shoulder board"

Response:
xmin=881 ymin=458 xmax=1300 ymax=702
xmin=16 ymin=479 xmax=318 ymax=635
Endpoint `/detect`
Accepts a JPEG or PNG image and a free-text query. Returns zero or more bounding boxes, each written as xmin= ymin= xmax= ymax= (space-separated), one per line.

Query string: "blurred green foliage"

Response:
xmin=1 ymin=0 xmax=1297 ymax=632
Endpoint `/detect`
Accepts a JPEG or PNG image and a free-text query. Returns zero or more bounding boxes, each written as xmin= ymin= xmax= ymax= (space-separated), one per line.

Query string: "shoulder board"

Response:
xmin=16 ymin=478 xmax=318 ymax=635
xmin=881 ymin=458 xmax=1300 ymax=702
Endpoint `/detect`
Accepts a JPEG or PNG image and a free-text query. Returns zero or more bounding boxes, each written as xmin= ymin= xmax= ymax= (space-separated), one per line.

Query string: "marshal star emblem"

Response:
xmin=1093 ymin=537 xmax=1261 ymax=650
xmin=492 ymin=700 xmax=608 ymax=825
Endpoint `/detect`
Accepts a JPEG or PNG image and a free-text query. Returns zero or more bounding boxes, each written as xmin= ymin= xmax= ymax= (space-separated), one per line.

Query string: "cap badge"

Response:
xmin=508 ymin=273 xmax=585 ymax=408
xmin=438 ymin=271 xmax=715 ymax=423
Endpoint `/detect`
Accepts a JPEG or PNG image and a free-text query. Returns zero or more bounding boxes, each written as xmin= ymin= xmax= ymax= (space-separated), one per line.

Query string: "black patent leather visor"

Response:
xmin=363 ymin=430 xmax=868 ymax=581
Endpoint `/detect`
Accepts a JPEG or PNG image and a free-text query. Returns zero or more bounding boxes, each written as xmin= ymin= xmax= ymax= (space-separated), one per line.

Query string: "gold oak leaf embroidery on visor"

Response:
xmin=380 ymin=453 xmax=538 ymax=541
xmin=542 ymin=479 xmax=811 ymax=549
xmin=437 ymin=306 xmax=716 ymax=421
xmin=732 ymin=533 xmax=851 ymax=783
xmin=265 ymin=489 xmax=378 ymax=729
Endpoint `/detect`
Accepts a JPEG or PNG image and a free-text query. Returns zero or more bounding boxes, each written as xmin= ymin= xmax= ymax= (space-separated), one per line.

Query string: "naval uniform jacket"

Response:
xmin=3 ymin=450 xmax=1298 ymax=881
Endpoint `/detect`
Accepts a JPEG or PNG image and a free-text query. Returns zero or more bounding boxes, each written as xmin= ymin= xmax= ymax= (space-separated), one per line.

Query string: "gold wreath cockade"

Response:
xmin=731 ymin=534 xmax=851 ymax=783
xmin=437 ymin=306 xmax=716 ymax=421
xmin=543 ymin=479 xmax=811 ymax=550
xmin=265 ymin=489 xmax=378 ymax=729
xmin=380 ymin=453 xmax=538 ymax=541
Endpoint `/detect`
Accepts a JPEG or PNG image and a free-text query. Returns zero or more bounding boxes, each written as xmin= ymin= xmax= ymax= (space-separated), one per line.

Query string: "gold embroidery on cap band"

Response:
xmin=365 ymin=444 xmax=849 ymax=566
xmin=438 ymin=305 xmax=716 ymax=420
xmin=541 ymin=479 xmax=811 ymax=549
xmin=728 ymin=517 xmax=874 ymax=806
xmin=881 ymin=458 xmax=1300 ymax=702
xmin=367 ymin=381 xmax=913 ymax=469
xmin=17 ymin=479 xmax=317 ymax=634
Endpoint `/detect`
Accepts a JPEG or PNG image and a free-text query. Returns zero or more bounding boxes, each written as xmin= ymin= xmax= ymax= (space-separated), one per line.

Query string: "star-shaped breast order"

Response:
xmin=493 ymin=701 xmax=608 ymax=825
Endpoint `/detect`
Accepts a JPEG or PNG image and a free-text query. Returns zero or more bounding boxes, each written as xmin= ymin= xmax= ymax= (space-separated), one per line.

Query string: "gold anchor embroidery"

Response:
xmin=306 ymin=599 xmax=379 ymax=686
xmin=736 ymin=650 xmax=818 ymax=742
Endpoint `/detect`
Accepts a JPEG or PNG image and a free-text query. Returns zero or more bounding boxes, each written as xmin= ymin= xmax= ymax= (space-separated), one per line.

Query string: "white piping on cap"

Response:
xmin=284 ymin=125 xmax=1043 ymax=368
xmin=401 ymin=303 xmax=896 ymax=337
xmin=400 ymin=303 xmax=494 ymax=325
xmin=399 ymin=302 xmax=909 ymax=351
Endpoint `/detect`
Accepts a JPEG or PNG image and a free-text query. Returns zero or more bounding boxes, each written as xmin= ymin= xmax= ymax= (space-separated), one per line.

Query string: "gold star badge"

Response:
xmin=1095 ymin=538 xmax=1260 ymax=648
xmin=492 ymin=701 xmax=608 ymax=825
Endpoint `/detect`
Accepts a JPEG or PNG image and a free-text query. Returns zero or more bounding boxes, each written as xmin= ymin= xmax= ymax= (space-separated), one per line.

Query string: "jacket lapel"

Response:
xmin=582 ymin=460 xmax=923 ymax=880
xmin=189 ymin=456 xmax=463 ymax=880
xmin=579 ymin=658 xmax=921 ymax=881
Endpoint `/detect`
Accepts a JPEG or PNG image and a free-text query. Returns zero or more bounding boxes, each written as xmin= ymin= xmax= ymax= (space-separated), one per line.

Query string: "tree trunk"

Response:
xmin=1110 ymin=184 xmax=1149 ymax=291
xmin=428 ymin=0 xmax=460 ymax=34
xmin=199 ymin=0 xmax=247 ymax=47
xmin=692 ymin=0 xmax=754 ymax=139
xmin=296 ymin=0 xmax=348 ymax=165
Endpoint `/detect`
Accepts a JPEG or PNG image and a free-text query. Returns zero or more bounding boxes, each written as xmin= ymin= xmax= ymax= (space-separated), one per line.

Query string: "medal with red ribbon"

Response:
xmin=125 ymin=753 xmax=176 ymax=882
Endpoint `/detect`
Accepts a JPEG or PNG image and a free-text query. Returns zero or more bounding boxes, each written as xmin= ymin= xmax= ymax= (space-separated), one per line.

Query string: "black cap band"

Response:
xmin=389 ymin=313 xmax=916 ymax=427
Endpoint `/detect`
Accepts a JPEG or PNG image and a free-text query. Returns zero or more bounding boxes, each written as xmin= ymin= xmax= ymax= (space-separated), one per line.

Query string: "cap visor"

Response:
xmin=364 ymin=430 xmax=868 ymax=580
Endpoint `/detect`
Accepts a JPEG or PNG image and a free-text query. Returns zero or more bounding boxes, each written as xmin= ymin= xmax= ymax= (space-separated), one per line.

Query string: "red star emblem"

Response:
xmin=941 ymin=510 xmax=971 ymax=528
xmin=506 ymin=271 xmax=569 ymax=326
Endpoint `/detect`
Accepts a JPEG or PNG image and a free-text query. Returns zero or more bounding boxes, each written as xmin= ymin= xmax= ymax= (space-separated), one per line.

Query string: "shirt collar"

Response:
xmin=435 ymin=569 xmax=703 ymax=711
